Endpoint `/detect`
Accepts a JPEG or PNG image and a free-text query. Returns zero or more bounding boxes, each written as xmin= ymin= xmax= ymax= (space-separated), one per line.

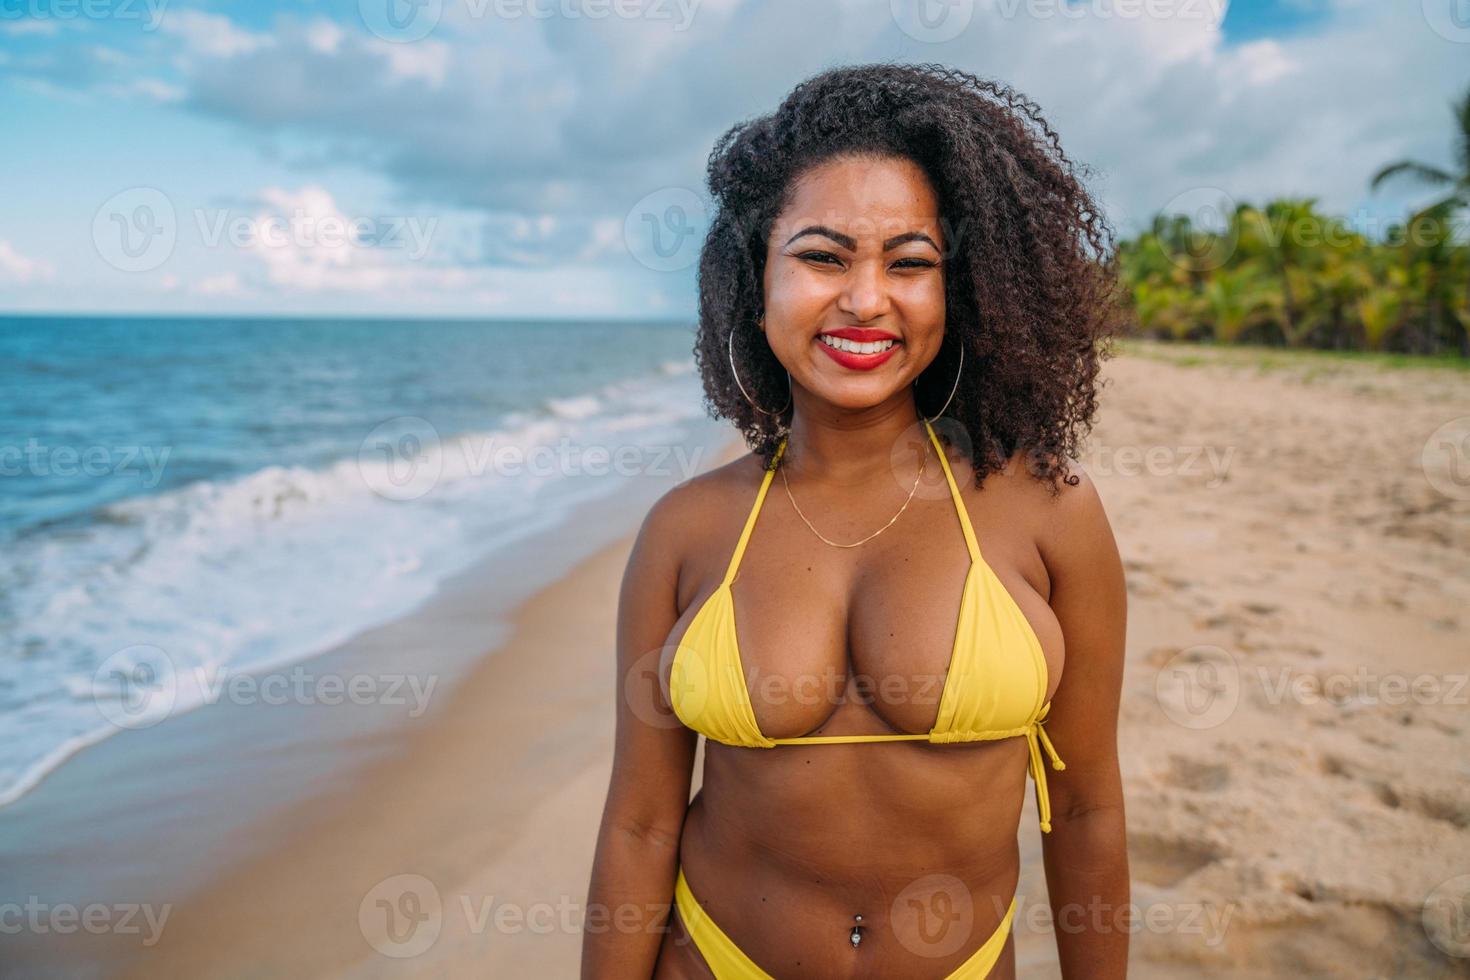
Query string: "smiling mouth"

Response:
xmin=816 ymin=335 xmax=899 ymax=355
xmin=812 ymin=332 xmax=903 ymax=372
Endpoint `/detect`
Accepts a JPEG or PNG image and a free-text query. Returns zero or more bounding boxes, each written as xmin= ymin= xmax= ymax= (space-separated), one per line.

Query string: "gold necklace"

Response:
xmin=779 ymin=441 xmax=929 ymax=549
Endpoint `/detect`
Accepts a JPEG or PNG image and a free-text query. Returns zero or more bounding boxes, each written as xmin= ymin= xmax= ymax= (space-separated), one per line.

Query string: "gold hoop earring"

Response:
xmin=916 ymin=342 xmax=964 ymax=422
xmin=729 ymin=321 xmax=792 ymax=418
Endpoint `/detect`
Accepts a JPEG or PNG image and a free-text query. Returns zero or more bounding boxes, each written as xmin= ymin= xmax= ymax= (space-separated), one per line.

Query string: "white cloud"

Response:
xmin=0 ymin=20 xmax=60 ymax=37
xmin=158 ymin=11 xmax=272 ymax=58
xmin=305 ymin=18 xmax=344 ymax=55
xmin=117 ymin=77 xmax=185 ymax=102
xmin=87 ymin=45 xmax=129 ymax=65
xmin=1231 ymin=39 xmax=1300 ymax=87
xmin=233 ymin=185 xmax=447 ymax=293
xmin=364 ymin=37 xmax=451 ymax=87
xmin=0 ymin=241 xmax=55 ymax=283
xmin=579 ymin=217 xmax=624 ymax=262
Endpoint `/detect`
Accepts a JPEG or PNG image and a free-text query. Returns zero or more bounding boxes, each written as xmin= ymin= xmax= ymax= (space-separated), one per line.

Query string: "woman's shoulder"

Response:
xmin=631 ymin=447 xmax=768 ymax=576
xmin=994 ymin=451 xmax=1117 ymax=571
xmin=964 ymin=447 xmax=1110 ymax=548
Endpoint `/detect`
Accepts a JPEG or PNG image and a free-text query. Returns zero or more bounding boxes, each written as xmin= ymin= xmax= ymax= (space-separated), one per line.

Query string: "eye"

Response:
xmin=893 ymin=257 xmax=939 ymax=270
xmin=797 ymin=250 xmax=841 ymax=266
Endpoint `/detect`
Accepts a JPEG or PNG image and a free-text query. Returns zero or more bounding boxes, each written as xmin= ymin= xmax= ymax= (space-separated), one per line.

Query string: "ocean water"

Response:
xmin=0 ymin=316 xmax=720 ymax=808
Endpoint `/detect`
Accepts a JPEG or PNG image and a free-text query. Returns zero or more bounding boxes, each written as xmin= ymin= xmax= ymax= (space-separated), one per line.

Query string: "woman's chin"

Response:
xmin=802 ymin=376 xmax=908 ymax=415
xmin=816 ymin=354 xmax=914 ymax=399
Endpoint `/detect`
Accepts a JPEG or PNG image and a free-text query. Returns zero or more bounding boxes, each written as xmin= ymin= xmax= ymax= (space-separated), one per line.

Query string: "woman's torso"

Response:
xmin=654 ymin=438 xmax=1066 ymax=977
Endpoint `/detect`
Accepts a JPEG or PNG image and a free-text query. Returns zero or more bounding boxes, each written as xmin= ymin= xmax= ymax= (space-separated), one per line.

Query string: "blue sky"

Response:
xmin=1219 ymin=0 xmax=1332 ymax=41
xmin=0 ymin=0 xmax=1466 ymax=317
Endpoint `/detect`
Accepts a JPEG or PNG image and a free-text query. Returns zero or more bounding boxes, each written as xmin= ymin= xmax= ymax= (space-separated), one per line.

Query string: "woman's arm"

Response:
xmin=1036 ymin=464 xmax=1131 ymax=977
xmin=582 ymin=488 xmax=700 ymax=979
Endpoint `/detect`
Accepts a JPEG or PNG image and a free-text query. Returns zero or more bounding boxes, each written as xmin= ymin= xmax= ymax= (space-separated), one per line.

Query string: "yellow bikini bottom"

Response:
xmin=672 ymin=865 xmax=1015 ymax=979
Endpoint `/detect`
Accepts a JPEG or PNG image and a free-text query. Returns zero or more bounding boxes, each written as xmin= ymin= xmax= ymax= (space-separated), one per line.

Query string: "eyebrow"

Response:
xmin=783 ymin=225 xmax=941 ymax=253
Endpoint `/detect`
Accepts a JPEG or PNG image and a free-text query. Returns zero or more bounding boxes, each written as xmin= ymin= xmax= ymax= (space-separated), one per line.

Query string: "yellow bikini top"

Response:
xmin=670 ymin=417 xmax=1067 ymax=832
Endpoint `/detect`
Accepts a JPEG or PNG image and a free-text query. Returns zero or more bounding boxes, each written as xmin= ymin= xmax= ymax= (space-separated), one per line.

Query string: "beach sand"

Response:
xmin=7 ymin=343 xmax=1469 ymax=979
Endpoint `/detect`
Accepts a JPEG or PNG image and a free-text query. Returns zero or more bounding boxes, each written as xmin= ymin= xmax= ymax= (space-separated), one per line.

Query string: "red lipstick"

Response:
xmin=814 ymin=327 xmax=902 ymax=372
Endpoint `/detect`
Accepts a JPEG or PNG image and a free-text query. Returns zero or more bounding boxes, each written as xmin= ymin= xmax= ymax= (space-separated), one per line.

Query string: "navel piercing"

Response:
xmin=849 ymin=913 xmax=864 ymax=948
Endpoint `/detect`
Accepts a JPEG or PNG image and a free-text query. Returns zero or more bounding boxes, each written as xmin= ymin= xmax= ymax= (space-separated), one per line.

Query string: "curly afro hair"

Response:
xmin=693 ymin=62 xmax=1125 ymax=494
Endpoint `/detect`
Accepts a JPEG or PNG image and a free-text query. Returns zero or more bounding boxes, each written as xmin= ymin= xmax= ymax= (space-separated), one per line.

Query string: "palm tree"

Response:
xmin=1232 ymin=199 xmax=1329 ymax=347
xmin=1295 ymin=221 xmax=1372 ymax=349
xmin=1371 ymin=84 xmax=1470 ymax=353
xmin=1357 ymin=278 xmax=1407 ymax=352
xmin=1203 ymin=263 xmax=1281 ymax=345
xmin=1131 ymin=281 xmax=1208 ymax=341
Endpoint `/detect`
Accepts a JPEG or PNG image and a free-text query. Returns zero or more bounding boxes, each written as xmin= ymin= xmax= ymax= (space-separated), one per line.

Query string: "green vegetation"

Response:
xmin=1115 ymin=337 xmax=1470 ymax=374
xmin=1117 ymin=86 xmax=1470 ymax=359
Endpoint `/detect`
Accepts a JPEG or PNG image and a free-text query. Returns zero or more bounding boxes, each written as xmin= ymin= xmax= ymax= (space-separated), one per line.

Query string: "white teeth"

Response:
xmin=818 ymin=335 xmax=896 ymax=355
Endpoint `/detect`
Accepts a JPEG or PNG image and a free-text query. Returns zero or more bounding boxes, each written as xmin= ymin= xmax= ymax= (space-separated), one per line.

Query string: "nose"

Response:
xmin=835 ymin=258 xmax=891 ymax=322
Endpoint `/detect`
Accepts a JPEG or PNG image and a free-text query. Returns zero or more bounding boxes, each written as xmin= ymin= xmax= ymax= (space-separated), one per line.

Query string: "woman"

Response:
xmin=585 ymin=63 xmax=1129 ymax=978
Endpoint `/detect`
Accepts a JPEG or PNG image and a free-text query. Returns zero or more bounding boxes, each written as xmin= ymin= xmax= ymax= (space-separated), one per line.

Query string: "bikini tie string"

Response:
xmin=1026 ymin=702 xmax=1066 ymax=833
